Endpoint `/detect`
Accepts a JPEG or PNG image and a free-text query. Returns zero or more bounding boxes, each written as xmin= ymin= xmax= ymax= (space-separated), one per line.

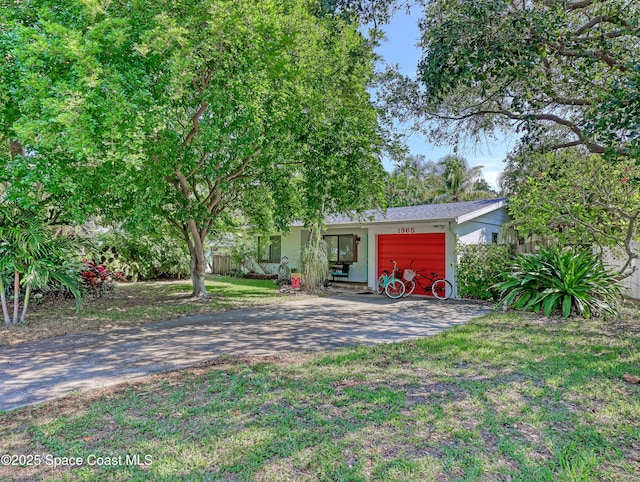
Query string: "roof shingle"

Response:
xmin=320 ymin=198 xmax=506 ymax=226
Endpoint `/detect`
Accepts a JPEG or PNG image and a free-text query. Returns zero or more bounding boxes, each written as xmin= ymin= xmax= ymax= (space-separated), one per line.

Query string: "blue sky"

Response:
xmin=373 ymin=8 xmax=516 ymax=188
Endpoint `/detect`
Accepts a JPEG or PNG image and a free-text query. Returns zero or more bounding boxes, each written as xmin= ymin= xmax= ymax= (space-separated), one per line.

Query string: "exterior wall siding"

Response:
xmin=455 ymin=207 xmax=511 ymax=245
xmin=279 ymin=227 xmax=368 ymax=281
xmin=603 ymin=242 xmax=640 ymax=300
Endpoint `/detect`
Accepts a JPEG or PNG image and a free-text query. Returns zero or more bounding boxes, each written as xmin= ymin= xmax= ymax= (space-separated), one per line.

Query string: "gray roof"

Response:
xmin=320 ymin=198 xmax=507 ymax=226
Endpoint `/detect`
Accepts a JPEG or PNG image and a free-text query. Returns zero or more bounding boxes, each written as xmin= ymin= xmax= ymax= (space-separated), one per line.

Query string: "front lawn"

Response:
xmin=1 ymin=308 xmax=639 ymax=480
xmin=0 ymin=276 xmax=302 ymax=345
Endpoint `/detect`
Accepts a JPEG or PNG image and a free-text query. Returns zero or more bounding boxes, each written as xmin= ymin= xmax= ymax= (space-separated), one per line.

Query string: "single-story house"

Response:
xmin=258 ymin=198 xmax=510 ymax=297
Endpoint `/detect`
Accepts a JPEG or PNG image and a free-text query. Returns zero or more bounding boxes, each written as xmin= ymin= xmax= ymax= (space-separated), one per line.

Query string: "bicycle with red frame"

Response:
xmin=402 ymin=260 xmax=453 ymax=300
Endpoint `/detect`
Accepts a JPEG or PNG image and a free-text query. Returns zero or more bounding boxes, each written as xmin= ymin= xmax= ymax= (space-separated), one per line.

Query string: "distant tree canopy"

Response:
xmin=1 ymin=0 xmax=387 ymax=297
xmin=386 ymin=155 xmax=495 ymax=207
xmin=430 ymin=156 xmax=496 ymax=203
xmin=386 ymin=155 xmax=439 ymax=207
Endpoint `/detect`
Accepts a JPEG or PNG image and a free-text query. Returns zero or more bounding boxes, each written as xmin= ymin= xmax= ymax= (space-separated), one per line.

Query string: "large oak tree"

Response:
xmin=382 ymin=0 xmax=639 ymax=158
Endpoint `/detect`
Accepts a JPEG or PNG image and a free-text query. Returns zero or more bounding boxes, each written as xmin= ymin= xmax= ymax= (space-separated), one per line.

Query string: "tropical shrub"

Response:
xmin=0 ymin=209 xmax=83 ymax=324
xmin=456 ymin=243 xmax=515 ymax=300
xmin=496 ymin=247 xmax=623 ymax=318
xmin=80 ymin=259 xmax=121 ymax=297
xmin=98 ymin=230 xmax=190 ymax=281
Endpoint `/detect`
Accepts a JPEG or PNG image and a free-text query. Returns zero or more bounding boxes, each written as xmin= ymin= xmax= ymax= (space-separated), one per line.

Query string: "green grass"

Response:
xmin=1 ymin=309 xmax=639 ymax=480
xmin=1 ymin=276 xmax=295 ymax=345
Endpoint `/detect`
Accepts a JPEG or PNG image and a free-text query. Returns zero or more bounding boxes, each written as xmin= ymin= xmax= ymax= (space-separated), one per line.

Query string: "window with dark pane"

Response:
xmin=325 ymin=236 xmax=339 ymax=263
xmin=257 ymin=235 xmax=282 ymax=262
xmin=323 ymin=235 xmax=357 ymax=263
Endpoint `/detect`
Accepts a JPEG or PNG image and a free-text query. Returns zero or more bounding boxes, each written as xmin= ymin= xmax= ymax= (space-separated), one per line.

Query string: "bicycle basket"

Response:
xmin=403 ymin=269 xmax=416 ymax=281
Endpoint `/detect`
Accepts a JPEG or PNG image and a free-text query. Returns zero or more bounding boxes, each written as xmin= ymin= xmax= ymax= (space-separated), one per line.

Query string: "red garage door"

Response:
xmin=377 ymin=233 xmax=446 ymax=296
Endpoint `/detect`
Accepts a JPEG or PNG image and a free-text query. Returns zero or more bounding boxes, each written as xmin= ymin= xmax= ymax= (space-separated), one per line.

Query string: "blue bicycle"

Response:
xmin=376 ymin=259 xmax=406 ymax=299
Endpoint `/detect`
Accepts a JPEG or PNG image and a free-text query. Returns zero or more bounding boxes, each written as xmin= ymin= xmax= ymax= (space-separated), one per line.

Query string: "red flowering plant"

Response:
xmin=80 ymin=259 xmax=122 ymax=297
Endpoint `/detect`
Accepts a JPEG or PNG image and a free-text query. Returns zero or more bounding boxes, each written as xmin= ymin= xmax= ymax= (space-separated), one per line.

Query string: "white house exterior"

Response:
xmin=261 ymin=199 xmax=510 ymax=297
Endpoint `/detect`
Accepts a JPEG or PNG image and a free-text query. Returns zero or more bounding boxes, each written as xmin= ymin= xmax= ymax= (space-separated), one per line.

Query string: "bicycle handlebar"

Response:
xmin=406 ymin=260 xmax=441 ymax=279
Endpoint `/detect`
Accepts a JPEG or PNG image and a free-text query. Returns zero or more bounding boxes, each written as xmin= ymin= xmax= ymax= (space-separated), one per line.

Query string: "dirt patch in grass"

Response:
xmin=0 ymin=277 xmax=310 ymax=345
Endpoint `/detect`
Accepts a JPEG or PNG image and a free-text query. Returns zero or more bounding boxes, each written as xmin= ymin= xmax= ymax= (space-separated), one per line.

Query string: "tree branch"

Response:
xmin=183 ymin=101 xmax=208 ymax=146
xmin=617 ymin=211 xmax=639 ymax=278
xmin=223 ymin=146 xmax=263 ymax=183
xmin=542 ymin=0 xmax=601 ymax=10
xmin=546 ymin=140 xmax=585 ymax=150
xmin=174 ymin=168 xmax=192 ymax=207
xmin=551 ymin=96 xmax=591 ymax=106
xmin=191 ymin=179 xmax=202 ymax=202
xmin=186 ymin=152 xmax=208 ymax=180
xmin=206 ymin=187 xmax=222 ymax=213
xmin=433 ymin=107 xmax=610 ymax=154
xmin=548 ymin=42 xmax=627 ymax=71
xmin=574 ymin=15 xmax=631 ymax=36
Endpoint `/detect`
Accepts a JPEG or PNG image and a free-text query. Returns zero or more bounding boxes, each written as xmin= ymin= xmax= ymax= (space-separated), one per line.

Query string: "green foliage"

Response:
xmin=0 ymin=208 xmax=83 ymax=324
xmin=496 ymin=248 xmax=623 ymax=318
xmin=387 ymin=154 xmax=495 ymax=208
xmin=456 ymin=243 xmax=514 ymax=300
xmin=98 ymin=229 xmax=190 ymax=281
xmin=386 ymin=155 xmax=437 ymax=207
xmin=386 ymin=0 xmax=639 ymax=158
xmin=1 ymin=0 xmax=387 ymax=297
xmin=430 ymin=156 xmax=495 ymax=203
xmin=506 ymin=150 xmax=640 ymax=278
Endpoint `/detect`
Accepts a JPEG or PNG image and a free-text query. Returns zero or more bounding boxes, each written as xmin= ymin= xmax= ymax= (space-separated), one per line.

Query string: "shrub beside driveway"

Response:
xmin=1 ymin=305 xmax=639 ymax=480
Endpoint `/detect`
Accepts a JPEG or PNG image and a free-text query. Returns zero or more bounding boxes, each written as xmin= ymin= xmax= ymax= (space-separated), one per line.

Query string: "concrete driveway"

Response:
xmin=0 ymin=294 xmax=491 ymax=411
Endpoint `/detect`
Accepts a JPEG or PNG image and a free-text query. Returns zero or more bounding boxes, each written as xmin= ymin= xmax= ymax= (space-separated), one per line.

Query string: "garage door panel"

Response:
xmin=377 ymin=233 xmax=446 ymax=296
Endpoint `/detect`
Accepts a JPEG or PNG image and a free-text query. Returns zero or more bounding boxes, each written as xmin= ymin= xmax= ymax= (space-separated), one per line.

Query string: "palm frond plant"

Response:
xmin=0 ymin=209 xmax=83 ymax=324
xmin=496 ymin=247 xmax=623 ymax=318
xmin=428 ymin=155 xmax=495 ymax=203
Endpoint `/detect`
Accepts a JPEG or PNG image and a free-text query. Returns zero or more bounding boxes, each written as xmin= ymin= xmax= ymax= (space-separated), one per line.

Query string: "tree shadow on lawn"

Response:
xmin=0 ymin=277 xmax=291 ymax=345
xmin=2 ymin=314 xmax=639 ymax=481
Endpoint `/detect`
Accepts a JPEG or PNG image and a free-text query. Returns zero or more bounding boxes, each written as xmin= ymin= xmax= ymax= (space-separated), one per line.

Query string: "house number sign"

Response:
xmin=397 ymin=227 xmax=415 ymax=234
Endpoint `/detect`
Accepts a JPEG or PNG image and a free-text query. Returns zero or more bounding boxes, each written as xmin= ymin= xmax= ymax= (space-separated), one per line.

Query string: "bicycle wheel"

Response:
xmin=376 ymin=275 xmax=386 ymax=294
xmin=403 ymin=280 xmax=416 ymax=296
xmin=431 ymin=279 xmax=453 ymax=300
xmin=385 ymin=279 xmax=406 ymax=299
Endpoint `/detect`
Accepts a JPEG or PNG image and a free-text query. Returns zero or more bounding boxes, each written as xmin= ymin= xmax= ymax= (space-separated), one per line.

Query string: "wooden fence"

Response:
xmin=209 ymin=255 xmax=239 ymax=275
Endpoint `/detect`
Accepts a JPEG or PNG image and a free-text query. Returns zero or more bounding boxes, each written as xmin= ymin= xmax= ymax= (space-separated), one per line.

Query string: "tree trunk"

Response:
xmin=20 ymin=284 xmax=30 ymax=324
xmin=12 ymin=269 xmax=19 ymax=325
xmin=187 ymin=220 xmax=209 ymax=298
xmin=190 ymin=245 xmax=209 ymax=298
xmin=0 ymin=276 xmax=10 ymax=326
xmin=9 ymin=139 xmax=26 ymax=158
